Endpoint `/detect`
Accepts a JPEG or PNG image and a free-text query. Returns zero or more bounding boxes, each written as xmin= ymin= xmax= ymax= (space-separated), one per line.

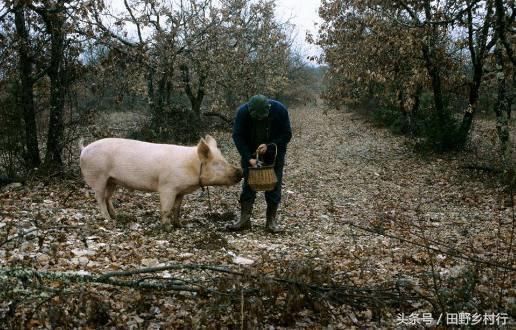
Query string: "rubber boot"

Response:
xmin=226 ymin=201 xmax=253 ymax=231
xmin=265 ymin=203 xmax=283 ymax=233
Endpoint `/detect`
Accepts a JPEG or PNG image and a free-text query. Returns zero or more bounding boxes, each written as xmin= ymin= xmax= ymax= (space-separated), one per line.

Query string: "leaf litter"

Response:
xmin=0 ymin=104 xmax=514 ymax=328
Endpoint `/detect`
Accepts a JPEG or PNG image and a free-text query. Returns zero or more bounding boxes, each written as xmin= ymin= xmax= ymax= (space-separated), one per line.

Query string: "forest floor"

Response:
xmin=1 ymin=103 xmax=515 ymax=328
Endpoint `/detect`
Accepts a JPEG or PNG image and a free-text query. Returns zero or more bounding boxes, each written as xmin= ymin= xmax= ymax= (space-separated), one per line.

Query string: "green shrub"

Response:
xmin=416 ymin=109 xmax=462 ymax=152
xmin=371 ymin=106 xmax=413 ymax=135
xmin=361 ymin=91 xmax=464 ymax=152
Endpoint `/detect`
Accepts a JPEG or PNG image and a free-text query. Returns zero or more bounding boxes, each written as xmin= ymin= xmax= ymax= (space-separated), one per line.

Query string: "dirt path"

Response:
xmin=1 ymin=103 xmax=514 ymax=327
xmin=285 ymin=104 xmax=512 ymax=278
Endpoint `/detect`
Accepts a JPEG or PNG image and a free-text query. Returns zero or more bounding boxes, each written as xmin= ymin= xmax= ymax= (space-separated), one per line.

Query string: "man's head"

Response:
xmin=248 ymin=95 xmax=271 ymax=120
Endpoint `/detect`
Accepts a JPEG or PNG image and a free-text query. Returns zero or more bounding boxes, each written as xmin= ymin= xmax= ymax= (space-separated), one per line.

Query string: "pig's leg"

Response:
xmin=159 ymin=190 xmax=177 ymax=231
xmin=105 ymin=181 xmax=116 ymax=219
xmin=172 ymin=195 xmax=184 ymax=228
xmin=82 ymin=172 xmax=110 ymax=219
xmin=94 ymin=188 xmax=111 ymax=220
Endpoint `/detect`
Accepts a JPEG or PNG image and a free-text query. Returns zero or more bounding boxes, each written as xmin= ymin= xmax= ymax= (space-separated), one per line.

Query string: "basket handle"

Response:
xmin=256 ymin=143 xmax=277 ymax=166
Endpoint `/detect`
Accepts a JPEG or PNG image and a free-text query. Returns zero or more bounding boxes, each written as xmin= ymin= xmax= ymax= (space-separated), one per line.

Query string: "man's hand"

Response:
xmin=249 ymin=159 xmax=258 ymax=167
xmin=257 ymin=144 xmax=267 ymax=155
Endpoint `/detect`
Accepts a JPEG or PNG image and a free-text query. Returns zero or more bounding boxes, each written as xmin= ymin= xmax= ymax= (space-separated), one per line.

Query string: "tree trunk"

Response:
xmin=181 ymin=64 xmax=205 ymax=121
xmin=146 ymin=66 xmax=155 ymax=110
xmin=458 ymin=1 xmax=493 ymax=146
xmin=156 ymin=74 xmax=167 ymax=113
xmin=422 ymin=0 xmax=447 ymax=130
xmin=422 ymin=44 xmax=446 ymax=123
xmin=493 ymin=40 xmax=512 ymax=178
xmin=407 ymin=85 xmax=422 ymax=136
xmin=494 ymin=0 xmax=516 ymax=66
xmin=459 ymin=64 xmax=482 ymax=144
xmin=191 ymin=97 xmax=203 ymax=120
xmin=14 ymin=6 xmax=41 ymax=169
xmin=191 ymin=75 xmax=205 ymax=121
xmin=44 ymin=13 xmax=66 ymax=170
xmin=509 ymin=71 xmax=514 ymax=120
xmin=493 ymin=0 xmax=514 ymax=122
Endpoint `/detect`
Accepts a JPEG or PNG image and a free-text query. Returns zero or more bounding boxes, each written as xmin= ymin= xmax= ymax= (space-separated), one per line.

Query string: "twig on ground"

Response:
xmin=0 ymin=263 xmax=418 ymax=309
xmin=342 ymin=220 xmax=516 ymax=272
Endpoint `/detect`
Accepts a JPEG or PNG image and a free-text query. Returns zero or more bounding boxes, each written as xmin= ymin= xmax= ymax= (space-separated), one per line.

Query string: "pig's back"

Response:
xmin=81 ymin=138 xmax=175 ymax=162
xmin=80 ymin=138 xmax=195 ymax=191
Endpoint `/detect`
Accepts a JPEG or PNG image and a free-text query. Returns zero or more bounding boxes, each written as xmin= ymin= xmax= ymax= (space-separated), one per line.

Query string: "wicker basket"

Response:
xmin=248 ymin=145 xmax=277 ymax=192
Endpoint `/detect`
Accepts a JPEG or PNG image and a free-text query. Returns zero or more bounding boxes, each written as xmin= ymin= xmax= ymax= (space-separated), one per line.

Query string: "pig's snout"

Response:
xmin=234 ymin=167 xmax=244 ymax=183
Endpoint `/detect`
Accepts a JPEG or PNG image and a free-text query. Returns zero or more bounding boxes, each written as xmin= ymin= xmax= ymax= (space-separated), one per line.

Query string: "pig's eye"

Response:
xmin=214 ymin=161 xmax=227 ymax=170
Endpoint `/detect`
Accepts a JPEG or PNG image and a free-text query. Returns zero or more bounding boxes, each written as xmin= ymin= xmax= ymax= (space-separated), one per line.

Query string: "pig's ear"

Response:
xmin=197 ymin=138 xmax=211 ymax=161
xmin=205 ymin=135 xmax=217 ymax=148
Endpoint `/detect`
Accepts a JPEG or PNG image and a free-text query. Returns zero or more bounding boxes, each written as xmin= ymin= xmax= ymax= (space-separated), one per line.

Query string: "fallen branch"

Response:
xmin=0 ymin=228 xmax=39 ymax=248
xmin=98 ymin=263 xmax=242 ymax=280
xmin=0 ymin=263 xmax=418 ymax=309
xmin=0 ymin=226 xmax=83 ymax=248
xmin=0 ymin=267 xmax=209 ymax=293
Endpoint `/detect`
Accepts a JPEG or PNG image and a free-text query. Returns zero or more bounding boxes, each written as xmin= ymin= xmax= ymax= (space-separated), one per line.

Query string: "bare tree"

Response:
xmin=13 ymin=3 xmax=41 ymax=168
xmin=458 ymin=0 xmax=496 ymax=144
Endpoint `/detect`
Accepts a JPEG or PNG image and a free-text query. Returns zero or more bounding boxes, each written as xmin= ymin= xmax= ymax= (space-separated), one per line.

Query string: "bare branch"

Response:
xmin=0 ymin=5 xmax=11 ymax=21
xmin=395 ymin=0 xmax=480 ymax=27
xmin=98 ymin=263 xmax=241 ymax=280
xmin=396 ymin=0 xmax=421 ymax=24
xmin=123 ymin=0 xmax=143 ymax=44
xmin=0 ymin=264 xmax=419 ymax=309
xmin=343 ymin=221 xmax=516 ymax=272
xmin=203 ymin=111 xmax=234 ymax=125
xmin=91 ymin=2 xmax=137 ymax=48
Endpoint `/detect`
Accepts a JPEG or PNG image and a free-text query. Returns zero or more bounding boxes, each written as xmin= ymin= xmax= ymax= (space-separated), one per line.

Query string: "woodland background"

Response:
xmin=0 ymin=0 xmax=515 ymax=328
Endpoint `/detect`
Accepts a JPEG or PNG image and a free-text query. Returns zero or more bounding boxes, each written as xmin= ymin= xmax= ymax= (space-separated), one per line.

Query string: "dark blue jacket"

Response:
xmin=233 ymin=99 xmax=292 ymax=165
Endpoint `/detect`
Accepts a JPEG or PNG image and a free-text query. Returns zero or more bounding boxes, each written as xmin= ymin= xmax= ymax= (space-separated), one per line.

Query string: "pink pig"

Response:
xmin=79 ymin=135 xmax=243 ymax=229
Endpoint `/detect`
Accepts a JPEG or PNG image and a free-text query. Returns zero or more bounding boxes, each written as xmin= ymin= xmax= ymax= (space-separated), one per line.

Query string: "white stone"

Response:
xmin=233 ymin=256 xmax=254 ymax=265
xmin=71 ymin=248 xmax=96 ymax=257
xmin=179 ymin=252 xmax=194 ymax=259
xmin=141 ymin=258 xmax=159 ymax=267
xmin=78 ymin=256 xmax=89 ymax=265
xmin=36 ymin=254 xmax=50 ymax=264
